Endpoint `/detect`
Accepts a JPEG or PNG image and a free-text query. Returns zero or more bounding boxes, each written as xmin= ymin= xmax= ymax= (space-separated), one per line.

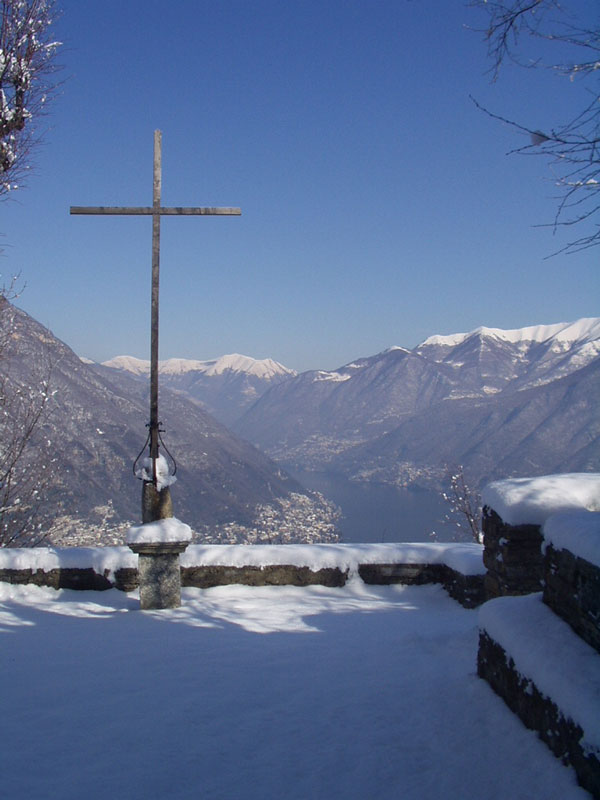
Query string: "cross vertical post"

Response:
xmin=150 ymin=129 xmax=161 ymax=486
xmin=70 ymin=130 xmax=241 ymax=524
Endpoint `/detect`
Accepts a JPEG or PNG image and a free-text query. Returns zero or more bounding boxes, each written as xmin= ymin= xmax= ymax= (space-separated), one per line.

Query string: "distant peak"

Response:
xmin=102 ymin=353 xmax=296 ymax=379
xmin=199 ymin=354 xmax=296 ymax=379
xmin=101 ymin=355 xmax=150 ymax=375
xmin=418 ymin=318 xmax=600 ymax=349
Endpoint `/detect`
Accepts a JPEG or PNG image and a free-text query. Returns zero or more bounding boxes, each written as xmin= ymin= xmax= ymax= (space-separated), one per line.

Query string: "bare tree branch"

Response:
xmin=0 ymin=0 xmax=61 ymax=196
xmin=469 ymin=0 xmax=600 ymax=254
xmin=441 ymin=465 xmax=482 ymax=544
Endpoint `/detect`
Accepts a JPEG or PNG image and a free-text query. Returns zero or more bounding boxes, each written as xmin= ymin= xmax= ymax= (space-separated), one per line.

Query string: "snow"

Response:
xmin=0 ymin=580 xmax=588 ymax=799
xmin=479 ymin=593 xmax=600 ymax=753
xmin=102 ymin=353 xmax=296 ymax=379
xmin=101 ymin=354 xmax=151 ymax=375
xmin=420 ymin=317 xmax=600 ymax=349
xmin=0 ymin=544 xmax=137 ymax=576
xmin=543 ymin=511 xmax=600 ymax=568
xmin=0 ymin=541 xmax=485 ymax=576
xmin=312 ymin=370 xmax=352 ymax=382
xmin=200 ymin=353 xmax=295 ymax=379
xmin=482 ymin=473 xmax=600 ymax=526
xmin=180 ymin=541 xmax=486 ymax=575
xmin=134 ymin=454 xmax=177 ymax=491
xmin=126 ymin=517 xmax=193 ymax=545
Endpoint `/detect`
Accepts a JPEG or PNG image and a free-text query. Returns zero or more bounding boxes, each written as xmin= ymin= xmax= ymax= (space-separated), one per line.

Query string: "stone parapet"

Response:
xmin=181 ymin=564 xmax=347 ymax=588
xmin=358 ymin=562 xmax=485 ymax=608
xmin=543 ymin=543 xmax=600 ymax=655
xmin=0 ymin=544 xmax=486 ymax=607
xmin=478 ymin=629 xmax=599 ymax=798
xmin=482 ymin=507 xmax=544 ymax=598
xmin=0 ymin=565 xmax=138 ymax=592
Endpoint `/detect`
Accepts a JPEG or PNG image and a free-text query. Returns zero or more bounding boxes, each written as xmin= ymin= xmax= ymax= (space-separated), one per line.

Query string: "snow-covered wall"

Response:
xmin=482 ymin=473 xmax=600 ymax=527
xmin=542 ymin=512 xmax=600 ymax=655
xmin=478 ymin=477 xmax=600 ymax=795
xmin=0 ymin=542 xmax=486 ymax=607
xmin=477 ymin=595 xmax=600 ymax=797
xmin=482 ymin=473 xmax=600 ymax=599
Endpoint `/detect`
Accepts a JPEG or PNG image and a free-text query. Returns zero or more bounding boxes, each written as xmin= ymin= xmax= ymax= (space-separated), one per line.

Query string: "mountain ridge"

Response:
xmin=231 ymin=317 xmax=600 ymax=490
xmin=2 ymin=303 xmax=337 ymax=543
xmin=102 ymin=352 xmax=296 ymax=379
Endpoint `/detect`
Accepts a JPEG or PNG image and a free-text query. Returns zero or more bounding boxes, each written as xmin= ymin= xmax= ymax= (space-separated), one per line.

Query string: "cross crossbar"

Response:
xmin=70 ymin=206 xmax=241 ymax=215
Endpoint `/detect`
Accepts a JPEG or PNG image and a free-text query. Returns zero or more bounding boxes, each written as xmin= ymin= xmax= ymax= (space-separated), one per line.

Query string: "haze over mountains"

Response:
xmin=104 ymin=318 xmax=600 ymax=494
xmin=5 ymin=302 xmax=599 ymax=545
xmin=102 ymin=353 xmax=295 ymax=426
xmin=1 ymin=304 xmax=336 ymax=543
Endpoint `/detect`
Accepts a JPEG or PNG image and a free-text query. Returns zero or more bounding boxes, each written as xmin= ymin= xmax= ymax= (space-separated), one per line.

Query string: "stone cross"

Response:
xmin=71 ymin=130 xmax=241 ymax=522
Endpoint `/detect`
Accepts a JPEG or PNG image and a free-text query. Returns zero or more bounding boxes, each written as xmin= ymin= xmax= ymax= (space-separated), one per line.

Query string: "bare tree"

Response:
xmin=469 ymin=0 xmax=600 ymax=254
xmin=0 ymin=0 xmax=61 ymax=195
xmin=0 ymin=285 xmax=55 ymax=546
xmin=441 ymin=465 xmax=483 ymax=544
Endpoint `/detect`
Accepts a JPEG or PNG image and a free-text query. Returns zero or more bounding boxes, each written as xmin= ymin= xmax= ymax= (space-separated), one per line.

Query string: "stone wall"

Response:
xmin=358 ymin=562 xmax=486 ymax=608
xmin=478 ymin=511 xmax=600 ymax=797
xmin=0 ymin=552 xmax=486 ymax=608
xmin=478 ymin=630 xmax=599 ymax=798
xmin=482 ymin=507 xmax=544 ymax=598
xmin=544 ymin=543 xmax=600 ymax=655
xmin=0 ymin=565 xmax=138 ymax=592
xmin=181 ymin=564 xmax=348 ymax=589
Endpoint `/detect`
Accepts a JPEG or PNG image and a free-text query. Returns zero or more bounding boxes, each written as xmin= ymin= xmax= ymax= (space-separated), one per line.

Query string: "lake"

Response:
xmin=292 ymin=470 xmax=457 ymax=544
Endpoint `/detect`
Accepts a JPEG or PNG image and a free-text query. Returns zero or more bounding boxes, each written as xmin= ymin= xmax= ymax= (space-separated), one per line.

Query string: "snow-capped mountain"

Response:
xmin=103 ymin=352 xmax=294 ymax=380
xmin=1 ymin=304 xmax=325 ymax=537
xmin=415 ymin=318 xmax=600 ymax=395
xmin=102 ymin=353 xmax=296 ymax=426
xmin=233 ymin=318 xmax=600 ymax=487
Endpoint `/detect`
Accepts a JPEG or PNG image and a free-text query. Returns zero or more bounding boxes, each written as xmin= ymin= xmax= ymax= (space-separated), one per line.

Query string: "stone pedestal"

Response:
xmin=128 ymin=541 xmax=189 ymax=610
xmin=142 ymin=481 xmax=173 ymax=523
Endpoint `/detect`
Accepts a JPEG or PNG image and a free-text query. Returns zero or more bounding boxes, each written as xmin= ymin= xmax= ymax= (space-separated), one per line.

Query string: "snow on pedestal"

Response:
xmin=127 ymin=518 xmax=192 ymax=546
xmin=127 ymin=518 xmax=191 ymax=610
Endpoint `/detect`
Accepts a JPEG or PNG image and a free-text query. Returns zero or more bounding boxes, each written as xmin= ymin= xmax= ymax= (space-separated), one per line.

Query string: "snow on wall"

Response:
xmin=479 ymin=593 xmax=600 ymax=751
xmin=482 ymin=474 xmax=600 ymax=527
xmin=0 ymin=541 xmax=485 ymax=579
xmin=543 ymin=511 xmax=600 ymax=569
xmin=0 ymin=546 xmax=137 ymax=576
xmin=180 ymin=541 xmax=485 ymax=575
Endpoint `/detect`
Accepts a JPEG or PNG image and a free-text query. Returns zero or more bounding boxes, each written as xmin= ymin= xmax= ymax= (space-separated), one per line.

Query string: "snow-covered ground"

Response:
xmin=0 ymin=579 xmax=588 ymax=799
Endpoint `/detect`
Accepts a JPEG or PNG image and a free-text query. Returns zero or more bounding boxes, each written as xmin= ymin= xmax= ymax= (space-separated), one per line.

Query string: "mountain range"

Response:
xmin=4 ymin=304 xmax=599 ymax=545
xmin=0 ymin=303 xmax=336 ymax=543
xmin=99 ymin=318 xmax=600 ymax=496
xmin=229 ymin=318 xmax=600 ymax=489
xmin=102 ymin=353 xmax=295 ymax=426
xmin=99 ymin=319 xmax=600 ymax=492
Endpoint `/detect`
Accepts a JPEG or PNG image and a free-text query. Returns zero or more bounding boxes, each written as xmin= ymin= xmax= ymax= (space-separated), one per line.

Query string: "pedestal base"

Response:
xmin=128 ymin=542 xmax=189 ymax=610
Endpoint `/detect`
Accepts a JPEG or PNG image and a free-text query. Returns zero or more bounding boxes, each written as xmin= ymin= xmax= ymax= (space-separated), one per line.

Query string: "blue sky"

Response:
xmin=3 ymin=0 xmax=598 ymax=372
